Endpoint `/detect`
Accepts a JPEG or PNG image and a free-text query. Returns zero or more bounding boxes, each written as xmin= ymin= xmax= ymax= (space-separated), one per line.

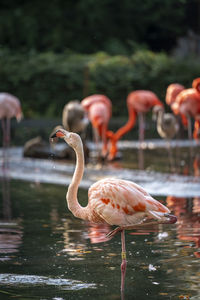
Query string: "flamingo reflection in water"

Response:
xmin=51 ymin=129 xmax=177 ymax=293
xmin=0 ymin=171 xmax=23 ymax=260
xmin=167 ymin=195 xmax=200 ymax=258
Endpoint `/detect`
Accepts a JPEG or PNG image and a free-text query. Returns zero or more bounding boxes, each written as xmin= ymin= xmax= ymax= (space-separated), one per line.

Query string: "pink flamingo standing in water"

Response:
xmin=107 ymin=90 xmax=163 ymax=161
xmin=81 ymin=94 xmax=112 ymax=158
xmin=0 ymin=93 xmax=23 ymax=166
xmin=51 ymin=129 xmax=177 ymax=293
xmin=171 ymin=78 xmax=200 ymax=141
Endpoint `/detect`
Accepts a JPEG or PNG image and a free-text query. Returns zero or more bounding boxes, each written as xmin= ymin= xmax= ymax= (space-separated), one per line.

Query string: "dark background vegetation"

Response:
xmin=0 ymin=0 xmax=200 ymax=118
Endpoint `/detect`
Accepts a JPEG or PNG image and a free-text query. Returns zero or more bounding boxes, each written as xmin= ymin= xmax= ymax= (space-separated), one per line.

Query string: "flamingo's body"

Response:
xmin=87 ymin=178 xmax=170 ymax=225
xmin=165 ymin=83 xmax=185 ymax=107
xmin=108 ymin=90 xmax=163 ymax=160
xmin=81 ymin=94 xmax=112 ymax=157
xmin=171 ymin=78 xmax=200 ymax=140
xmin=0 ymin=93 xmax=22 ymax=150
xmin=51 ymin=129 xmax=177 ymax=292
xmin=0 ymin=93 xmax=22 ymax=121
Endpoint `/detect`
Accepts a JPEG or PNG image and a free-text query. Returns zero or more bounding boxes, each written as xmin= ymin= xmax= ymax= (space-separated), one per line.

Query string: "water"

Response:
xmin=0 ymin=141 xmax=200 ymax=299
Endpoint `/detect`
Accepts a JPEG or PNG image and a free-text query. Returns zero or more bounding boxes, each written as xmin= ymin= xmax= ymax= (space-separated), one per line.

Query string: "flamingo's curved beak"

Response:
xmin=164 ymin=213 xmax=177 ymax=224
xmin=50 ymin=130 xmax=65 ymax=139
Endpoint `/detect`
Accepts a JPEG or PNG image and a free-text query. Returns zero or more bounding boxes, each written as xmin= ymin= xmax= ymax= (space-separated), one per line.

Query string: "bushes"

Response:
xmin=0 ymin=48 xmax=199 ymax=118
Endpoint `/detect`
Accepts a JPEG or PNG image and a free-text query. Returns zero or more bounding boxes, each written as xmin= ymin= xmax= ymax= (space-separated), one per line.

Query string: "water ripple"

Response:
xmin=0 ymin=273 xmax=96 ymax=290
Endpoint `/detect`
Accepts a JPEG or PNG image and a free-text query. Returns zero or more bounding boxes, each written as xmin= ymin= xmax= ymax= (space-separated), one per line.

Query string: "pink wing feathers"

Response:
xmin=165 ymin=83 xmax=185 ymax=106
xmin=81 ymin=94 xmax=112 ymax=118
xmin=88 ymin=178 xmax=169 ymax=226
xmin=128 ymin=90 xmax=163 ymax=113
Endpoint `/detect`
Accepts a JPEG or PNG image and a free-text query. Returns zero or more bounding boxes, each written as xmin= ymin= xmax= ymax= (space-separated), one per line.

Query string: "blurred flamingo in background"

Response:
xmin=107 ymin=90 xmax=163 ymax=161
xmin=0 ymin=93 xmax=23 ymax=166
xmin=81 ymin=94 xmax=112 ymax=158
xmin=62 ymin=100 xmax=88 ymax=135
xmin=50 ymin=100 xmax=89 ymax=160
xmin=165 ymin=83 xmax=185 ymax=107
xmin=0 ymin=93 xmax=22 ymax=147
xmin=51 ymin=100 xmax=88 ymax=137
xmin=51 ymin=128 xmax=177 ymax=293
xmin=165 ymin=83 xmax=185 ymax=135
xmin=171 ymin=78 xmax=200 ymax=141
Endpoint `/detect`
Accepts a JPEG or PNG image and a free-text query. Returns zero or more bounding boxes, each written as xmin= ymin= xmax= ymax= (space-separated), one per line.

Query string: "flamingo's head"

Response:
xmin=50 ymin=129 xmax=82 ymax=150
xmin=16 ymin=107 xmax=23 ymax=122
xmin=152 ymin=105 xmax=164 ymax=121
xmin=192 ymin=77 xmax=200 ymax=93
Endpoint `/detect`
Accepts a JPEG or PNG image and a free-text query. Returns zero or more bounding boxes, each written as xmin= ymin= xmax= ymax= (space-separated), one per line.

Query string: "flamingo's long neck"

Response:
xmin=107 ymin=103 xmax=137 ymax=160
xmin=157 ymin=109 xmax=164 ymax=129
xmin=65 ymin=137 xmax=89 ymax=221
xmin=114 ymin=103 xmax=137 ymax=141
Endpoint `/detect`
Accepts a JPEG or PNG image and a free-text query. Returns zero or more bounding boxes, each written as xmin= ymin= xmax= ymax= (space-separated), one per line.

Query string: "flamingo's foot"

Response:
xmin=106 ymin=227 xmax=123 ymax=238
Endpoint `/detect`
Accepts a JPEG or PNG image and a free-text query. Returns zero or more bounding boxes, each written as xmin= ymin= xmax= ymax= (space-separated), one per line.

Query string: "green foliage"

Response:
xmin=0 ymin=0 xmax=189 ymax=54
xmin=0 ymin=48 xmax=199 ymax=118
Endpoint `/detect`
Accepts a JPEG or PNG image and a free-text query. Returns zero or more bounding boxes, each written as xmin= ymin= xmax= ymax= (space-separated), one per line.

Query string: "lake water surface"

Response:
xmin=0 ymin=141 xmax=200 ymax=300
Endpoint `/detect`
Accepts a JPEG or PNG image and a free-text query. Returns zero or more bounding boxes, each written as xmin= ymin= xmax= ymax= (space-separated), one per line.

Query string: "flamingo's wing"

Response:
xmin=88 ymin=178 xmax=170 ymax=227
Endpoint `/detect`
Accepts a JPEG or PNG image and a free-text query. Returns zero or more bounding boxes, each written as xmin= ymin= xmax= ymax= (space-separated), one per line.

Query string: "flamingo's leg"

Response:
xmin=120 ymin=229 xmax=127 ymax=293
xmin=1 ymin=118 xmax=6 ymax=168
xmin=106 ymin=226 xmax=122 ymax=238
xmin=7 ymin=118 xmax=10 ymax=147
xmin=101 ymin=124 xmax=108 ymax=158
xmin=187 ymin=115 xmax=194 ymax=171
xmin=187 ymin=115 xmax=192 ymax=141
xmin=1 ymin=118 xmax=6 ymax=148
xmin=193 ymin=119 xmax=200 ymax=141
xmin=138 ymin=112 xmax=145 ymax=143
xmin=138 ymin=113 xmax=145 ymax=169
xmin=5 ymin=118 xmax=10 ymax=168
xmin=107 ymin=213 xmax=177 ymax=239
xmin=93 ymin=127 xmax=101 ymax=159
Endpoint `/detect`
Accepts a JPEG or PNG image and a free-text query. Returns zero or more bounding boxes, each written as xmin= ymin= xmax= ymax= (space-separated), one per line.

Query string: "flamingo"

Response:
xmin=107 ymin=90 xmax=163 ymax=161
xmin=50 ymin=100 xmax=89 ymax=159
xmin=152 ymin=106 xmax=180 ymax=171
xmin=81 ymin=94 xmax=112 ymax=158
xmin=51 ymin=128 xmax=177 ymax=292
xmin=0 ymin=93 xmax=23 ymax=166
xmin=165 ymin=83 xmax=185 ymax=137
xmin=62 ymin=100 xmax=88 ymax=134
xmin=165 ymin=83 xmax=185 ymax=107
xmin=154 ymin=108 xmax=179 ymax=140
xmin=51 ymin=100 xmax=88 ymax=138
xmin=171 ymin=78 xmax=200 ymax=141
